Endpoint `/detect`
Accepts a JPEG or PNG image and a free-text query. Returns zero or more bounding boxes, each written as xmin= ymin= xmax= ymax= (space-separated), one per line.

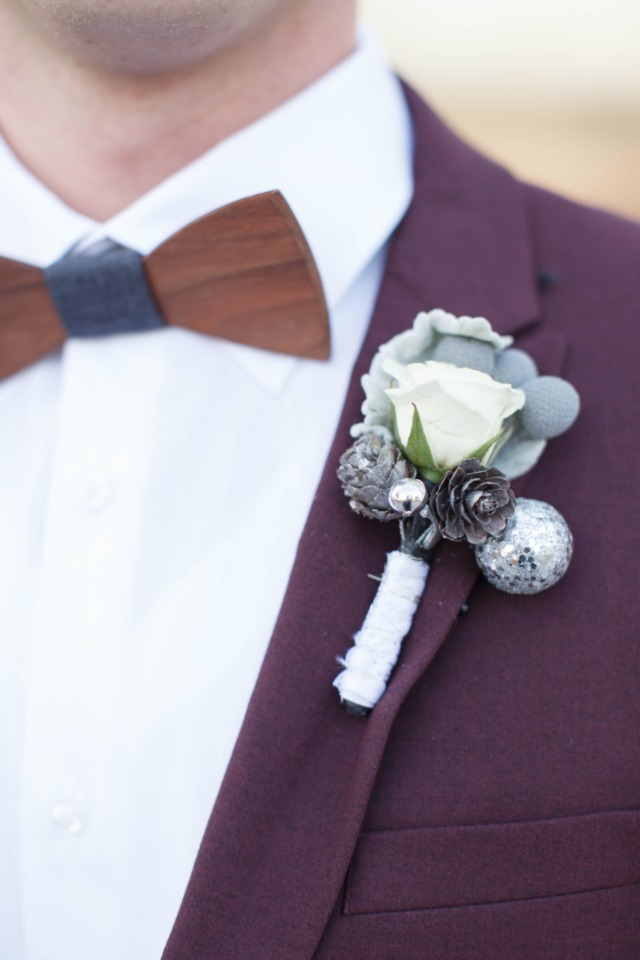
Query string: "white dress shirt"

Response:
xmin=0 ymin=32 xmax=413 ymax=960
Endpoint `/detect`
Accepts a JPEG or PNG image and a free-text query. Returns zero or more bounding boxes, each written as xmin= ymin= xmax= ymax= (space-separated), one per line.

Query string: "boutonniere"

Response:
xmin=334 ymin=309 xmax=580 ymax=716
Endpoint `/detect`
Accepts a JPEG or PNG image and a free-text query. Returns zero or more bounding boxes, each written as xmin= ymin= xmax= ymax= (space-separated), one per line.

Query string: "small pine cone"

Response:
xmin=430 ymin=458 xmax=515 ymax=545
xmin=338 ymin=434 xmax=417 ymax=521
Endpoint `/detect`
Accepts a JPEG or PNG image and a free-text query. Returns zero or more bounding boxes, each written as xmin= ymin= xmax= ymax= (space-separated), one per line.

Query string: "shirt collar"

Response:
xmin=0 ymin=29 xmax=413 ymax=392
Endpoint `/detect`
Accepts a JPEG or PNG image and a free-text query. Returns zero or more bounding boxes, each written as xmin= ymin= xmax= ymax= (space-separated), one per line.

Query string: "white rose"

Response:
xmin=383 ymin=358 xmax=525 ymax=479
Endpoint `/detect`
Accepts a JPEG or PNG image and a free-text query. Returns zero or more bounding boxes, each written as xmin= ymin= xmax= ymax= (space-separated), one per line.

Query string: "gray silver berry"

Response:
xmin=493 ymin=348 xmax=538 ymax=386
xmin=520 ymin=376 xmax=580 ymax=439
xmin=432 ymin=335 xmax=495 ymax=375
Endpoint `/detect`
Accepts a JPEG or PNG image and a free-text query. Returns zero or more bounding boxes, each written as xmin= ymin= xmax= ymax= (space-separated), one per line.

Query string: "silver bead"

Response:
xmin=475 ymin=498 xmax=573 ymax=595
xmin=388 ymin=478 xmax=427 ymax=516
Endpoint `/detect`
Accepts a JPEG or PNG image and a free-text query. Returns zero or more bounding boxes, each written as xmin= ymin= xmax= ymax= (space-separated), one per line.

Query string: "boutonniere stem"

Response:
xmin=333 ymin=550 xmax=430 ymax=717
xmin=333 ymin=509 xmax=441 ymax=717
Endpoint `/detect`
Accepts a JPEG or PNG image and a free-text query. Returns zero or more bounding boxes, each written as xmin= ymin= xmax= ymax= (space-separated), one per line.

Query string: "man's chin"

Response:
xmin=13 ymin=0 xmax=279 ymax=75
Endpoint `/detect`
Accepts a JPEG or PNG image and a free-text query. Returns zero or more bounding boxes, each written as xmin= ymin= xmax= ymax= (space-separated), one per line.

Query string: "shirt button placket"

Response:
xmin=77 ymin=468 xmax=113 ymax=512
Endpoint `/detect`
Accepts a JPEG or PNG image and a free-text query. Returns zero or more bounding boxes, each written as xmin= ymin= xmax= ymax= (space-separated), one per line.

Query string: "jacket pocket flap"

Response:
xmin=345 ymin=809 xmax=640 ymax=914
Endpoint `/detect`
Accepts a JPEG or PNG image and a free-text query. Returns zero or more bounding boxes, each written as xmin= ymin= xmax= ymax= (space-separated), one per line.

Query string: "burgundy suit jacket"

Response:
xmin=162 ymin=87 xmax=640 ymax=959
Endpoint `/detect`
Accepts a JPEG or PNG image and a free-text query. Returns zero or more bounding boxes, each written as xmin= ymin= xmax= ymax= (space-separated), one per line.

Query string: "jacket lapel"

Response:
xmin=162 ymin=89 xmax=548 ymax=960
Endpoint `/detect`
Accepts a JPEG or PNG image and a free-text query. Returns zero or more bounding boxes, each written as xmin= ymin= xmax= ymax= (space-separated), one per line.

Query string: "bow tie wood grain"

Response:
xmin=0 ymin=191 xmax=330 ymax=380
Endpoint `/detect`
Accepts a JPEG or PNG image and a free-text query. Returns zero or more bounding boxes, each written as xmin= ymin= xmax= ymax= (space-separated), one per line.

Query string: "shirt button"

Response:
xmin=51 ymin=802 xmax=86 ymax=836
xmin=77 ymin=469 xmax=112 ymax=511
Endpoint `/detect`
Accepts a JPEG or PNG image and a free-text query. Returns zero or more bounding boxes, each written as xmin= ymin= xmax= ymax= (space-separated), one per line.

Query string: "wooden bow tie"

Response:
xmin=0 ymin=191 xmax=330 ymax=381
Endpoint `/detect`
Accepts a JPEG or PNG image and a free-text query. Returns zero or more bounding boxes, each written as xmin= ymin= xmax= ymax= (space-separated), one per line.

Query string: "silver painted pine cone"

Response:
xmin=429 ymin=458 xmax=515 ymax=545
xmin=338 ymin=434 xmax=417 ymax=521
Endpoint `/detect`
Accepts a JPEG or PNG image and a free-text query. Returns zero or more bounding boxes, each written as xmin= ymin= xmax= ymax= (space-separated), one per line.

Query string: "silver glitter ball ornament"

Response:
xmin=388 ymin=478 xmax=427 ymax=516
xmin=475 ymin=498 xmax=573 ymax=595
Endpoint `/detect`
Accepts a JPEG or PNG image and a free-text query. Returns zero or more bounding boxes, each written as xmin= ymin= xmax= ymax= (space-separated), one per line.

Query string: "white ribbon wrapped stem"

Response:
xmin=333 ymin=550 xmax=430 ymax=710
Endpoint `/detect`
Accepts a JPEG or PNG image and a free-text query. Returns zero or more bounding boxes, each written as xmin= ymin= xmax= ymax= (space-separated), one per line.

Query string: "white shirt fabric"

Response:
xmin=0 ymin=32 xmax=414 ymax=960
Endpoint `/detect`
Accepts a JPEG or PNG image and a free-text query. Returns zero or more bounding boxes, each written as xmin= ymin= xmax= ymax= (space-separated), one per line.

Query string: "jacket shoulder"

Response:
xmin=403 ymin=84 xmax=640 ymax=295
xmin=523 ymin=180 xmax=640 ymax=290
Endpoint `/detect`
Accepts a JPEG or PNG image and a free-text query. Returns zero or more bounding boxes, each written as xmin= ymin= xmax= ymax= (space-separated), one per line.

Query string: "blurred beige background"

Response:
xmin=360 ymin=0 xmax=640 ymax=221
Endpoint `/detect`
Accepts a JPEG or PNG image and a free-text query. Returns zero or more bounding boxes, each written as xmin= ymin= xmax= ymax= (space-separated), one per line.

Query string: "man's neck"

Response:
xmin=0 ymin=1 xmax=355 ymax=221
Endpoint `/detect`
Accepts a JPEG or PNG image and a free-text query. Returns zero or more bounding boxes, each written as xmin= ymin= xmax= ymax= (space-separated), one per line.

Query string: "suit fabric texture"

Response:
xmin=161 ymin=86 xmax=640 ymax=959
